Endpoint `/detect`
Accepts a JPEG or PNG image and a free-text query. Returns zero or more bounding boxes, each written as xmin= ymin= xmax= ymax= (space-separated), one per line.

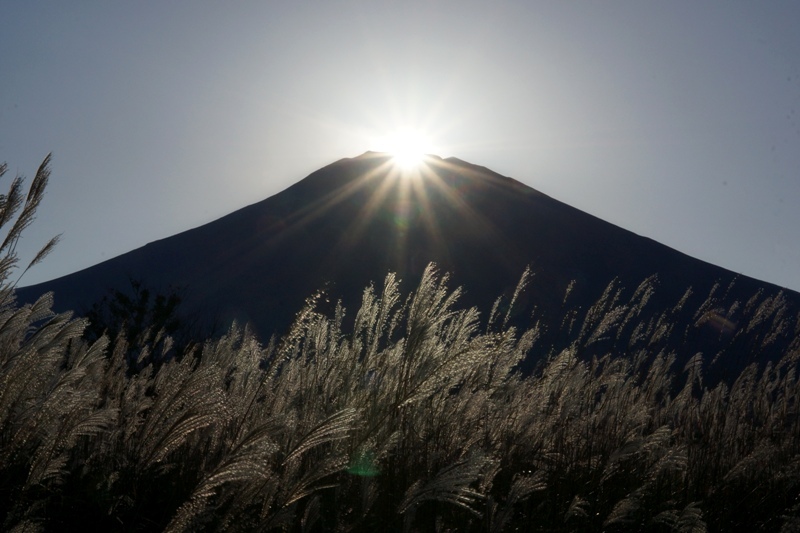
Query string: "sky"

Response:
xmin=2 ymin=2 xmax=800 ymax=292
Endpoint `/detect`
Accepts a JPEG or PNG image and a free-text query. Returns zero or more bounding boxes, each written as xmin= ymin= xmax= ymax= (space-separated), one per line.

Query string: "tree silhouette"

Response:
xmin=84 ymin=277 xmax=189 ymax=371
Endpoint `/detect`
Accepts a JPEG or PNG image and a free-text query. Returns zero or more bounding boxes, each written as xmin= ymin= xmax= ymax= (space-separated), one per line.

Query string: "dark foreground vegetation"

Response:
xmin=2 ymin=158 xmax=800 ymax=531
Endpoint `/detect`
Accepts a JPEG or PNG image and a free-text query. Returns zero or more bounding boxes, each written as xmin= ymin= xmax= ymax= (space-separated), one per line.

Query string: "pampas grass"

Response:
xmin=2 ymin=156 xmax=800 ymax=531
xmin=2 ymin=263 xmax=798 ymax=531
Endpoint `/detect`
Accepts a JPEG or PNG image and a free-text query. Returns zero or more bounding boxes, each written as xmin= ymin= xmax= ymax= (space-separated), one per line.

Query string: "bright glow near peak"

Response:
xmin=375 ymin=129 xmax=433 ymax=170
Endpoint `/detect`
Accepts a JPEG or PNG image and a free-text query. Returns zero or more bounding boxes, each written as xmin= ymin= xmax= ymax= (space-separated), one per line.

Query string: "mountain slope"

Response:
xmin=16 ymin=152 xmax=800 ymax=375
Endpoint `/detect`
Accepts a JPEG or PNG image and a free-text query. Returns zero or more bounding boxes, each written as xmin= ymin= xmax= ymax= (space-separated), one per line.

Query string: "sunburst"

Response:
xmin=375 ymin=128 xmax=433 ymax=171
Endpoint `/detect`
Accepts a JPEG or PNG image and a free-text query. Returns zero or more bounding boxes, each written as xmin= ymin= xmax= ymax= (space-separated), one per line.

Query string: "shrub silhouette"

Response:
xmin=83 ymin=277 xmax=200 ymax=373
xmin=2 ymin=156 xmax=800 ymax=531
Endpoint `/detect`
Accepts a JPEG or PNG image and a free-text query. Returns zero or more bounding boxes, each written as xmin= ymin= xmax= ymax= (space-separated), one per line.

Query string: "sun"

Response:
xmin=375 ymin=128 xmax=433 ymax=170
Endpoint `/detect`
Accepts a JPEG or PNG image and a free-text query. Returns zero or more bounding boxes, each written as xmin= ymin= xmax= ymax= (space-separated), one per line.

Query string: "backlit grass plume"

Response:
xmin=1 ymin=156 xmax=799 ymax=531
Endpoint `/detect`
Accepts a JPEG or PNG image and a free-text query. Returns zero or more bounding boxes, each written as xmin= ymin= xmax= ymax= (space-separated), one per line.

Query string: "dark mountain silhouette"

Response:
xmin=16 ymin=152 xmax=800 ymax=378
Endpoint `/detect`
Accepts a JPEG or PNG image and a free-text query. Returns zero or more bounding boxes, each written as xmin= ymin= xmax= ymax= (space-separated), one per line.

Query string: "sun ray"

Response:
xmin=372 ymin=128 xmax=434 ymax=171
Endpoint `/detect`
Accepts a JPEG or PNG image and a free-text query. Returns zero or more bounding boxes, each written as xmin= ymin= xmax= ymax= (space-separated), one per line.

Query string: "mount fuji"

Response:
xmin=17 ymin=152 xmax=800 ymax=377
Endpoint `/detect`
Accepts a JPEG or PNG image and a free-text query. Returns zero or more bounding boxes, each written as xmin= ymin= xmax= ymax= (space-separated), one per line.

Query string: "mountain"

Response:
xmin=16 ymin=152 xmax=800 ymax=377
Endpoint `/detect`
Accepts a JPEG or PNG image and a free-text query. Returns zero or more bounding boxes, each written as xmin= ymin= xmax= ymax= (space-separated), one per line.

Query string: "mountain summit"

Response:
xmin=16 ymin=152 xmax=800 ymax=374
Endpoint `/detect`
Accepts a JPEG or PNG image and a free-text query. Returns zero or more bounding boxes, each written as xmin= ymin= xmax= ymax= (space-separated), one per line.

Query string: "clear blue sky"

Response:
xmin=2 ymin=2 xmax=800 ymax=291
